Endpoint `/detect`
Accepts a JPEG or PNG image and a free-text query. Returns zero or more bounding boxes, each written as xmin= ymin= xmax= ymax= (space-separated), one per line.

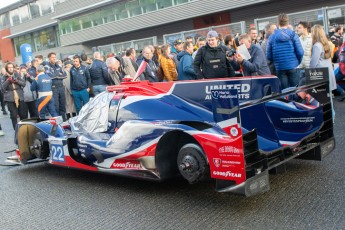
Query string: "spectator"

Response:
xmin=267 ymin=13 xmax=304 ymax=89
xmin=80 ymin=54 xmax=89 ymax=67
xmin=0 ymin=68 xmax=8 ymax=115
xmin=62 ymin=60 xmax=76 ymax=119
xmin=177 ymin=41 xmax=197 ymax=80
xmin=297 ymin=21 xmax=312 ymax=69
xmin=310 ymin=24 xmax=337 ymax=92
xmin=171 ymin=39 xmax=184 ymax=67
xmin=123 ymin=48 xmax=145 ymax=81
xmin=34 ymin=55 xmax=44 ymax=65
xmin=136 ymin=47 xmax=159 ymax=82
xmin=89 ymin=51 xmax=110 ymax=95
xmin=2 ymin=62 xmax=27 ymax=129
xmin=261 ymin=23 xmax=277 ymax=75
xmin=248 ymin=27 xmax=259 ymax=44
xmin=159 ymin=44 xmax=178 ymax=81
xmin=224 ymin=34 xmax=238 ymax=50
xmin=28 ymin=59 xmax=39 ymax=78
xmin=106 ymin=57 xmax=122 ymax=85
xmin=70 ymin=55 xmax=91 ymax=114
xmin=45 ymin=52 xmax=67 ymax=120
xmin=335 ymin=41 xmax=345 ymax=101
xmin=236 ymin=34 xmax=270 ymax=76
xmin=185 ymin=36 xmax=194 ymax=44
xmin=194 ymin=30 xmax=235 ymax=79
xmin=192 ymin=36 xmax=206 ymax=59
xmin=152 ymin=46 xmax=161 ymax=68
xmin=31 ymin=65 xmax=58 ymax=119
xmin=20 ymin=66 xmax=37 ymax=118
xmin=331 ymin=26 xmax=344 ymax=46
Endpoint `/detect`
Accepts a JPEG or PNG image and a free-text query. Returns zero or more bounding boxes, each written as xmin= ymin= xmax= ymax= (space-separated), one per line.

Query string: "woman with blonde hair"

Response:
xmin=310 ymin=24 xmax=336 ymax=91
xmin=310 ymin=24 xmax=337 ymax=121
xmin=159 ymin=44 xmax=178 ymax=81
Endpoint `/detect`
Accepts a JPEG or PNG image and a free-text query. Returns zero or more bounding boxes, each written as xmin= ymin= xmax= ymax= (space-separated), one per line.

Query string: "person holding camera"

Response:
xmin=236 ymin=34 xmax=271 ymax=76
xmin=20 ymin=66 xmax=38 ymax=118
xmin=1 ymin=62 xmax=27 ymax=129
xmin=194 ymin=31 xmax=236 ymax=79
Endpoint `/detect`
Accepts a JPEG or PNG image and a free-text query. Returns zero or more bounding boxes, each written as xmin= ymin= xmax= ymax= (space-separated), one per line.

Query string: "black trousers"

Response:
xmin=0 ymin=91 xmax=5 ymax=110
xmin=7 ymin=101 xmax=28 ymax=129
xmin=24 ymin=101 xmax=38 ymax=118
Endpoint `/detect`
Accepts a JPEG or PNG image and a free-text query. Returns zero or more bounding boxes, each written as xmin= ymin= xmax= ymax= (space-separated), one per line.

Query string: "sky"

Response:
xmin=0 ymin=0 xmax=20 ymax=10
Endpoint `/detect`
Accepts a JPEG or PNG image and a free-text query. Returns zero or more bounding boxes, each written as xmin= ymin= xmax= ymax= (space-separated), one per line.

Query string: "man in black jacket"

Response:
xmin=193 ymin=31 xmax=236 ymax=79
xmin=89 ymin=52 xmax=110 ymax=95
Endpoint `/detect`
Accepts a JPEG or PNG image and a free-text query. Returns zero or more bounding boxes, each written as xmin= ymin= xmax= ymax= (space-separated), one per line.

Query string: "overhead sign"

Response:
xmin=328 ymin=9 xmax=342 ymax=19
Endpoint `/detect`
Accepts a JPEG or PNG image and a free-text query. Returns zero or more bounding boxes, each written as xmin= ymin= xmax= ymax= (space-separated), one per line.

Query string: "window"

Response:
xmin=70 ymin=18 xmax=81 ymax=32
xmin=52 ymin=0 xmax=66 ymax=5
xmin=14 ymin=34 xmax=34 ymax=56
xmin=102 ymin=8 xmax=115 ymax=24
xmin=140 ymin=0 xmax=157 ymax=13
xmin=114 ymin=2 xmax=128 ymax=20
xmin=38 ymin=0 xmax=53 ymax=15
xmin=29 ymin=2 xmax=41 ymax=19
xmin=80 ymin=15 xmax=92 ymax=29
xmin=156 ymin=0 xmax=173 ymax=9
xmin=18 ymin=5 xmax=30 ymax=23
xmin=10 ymin=9 xmax=20 ymax=26
xmin=33 ymin=27 xmax=58 ymax=52
xmin=91 ymin=11 xmax=103 ymax=27
xmin=0 ymin=13 xmax=10 ymax=29
xmin=126 ymin=0 xmax=142 ymax=17
xmin=174 ymin=0 xmax=189 ymax=5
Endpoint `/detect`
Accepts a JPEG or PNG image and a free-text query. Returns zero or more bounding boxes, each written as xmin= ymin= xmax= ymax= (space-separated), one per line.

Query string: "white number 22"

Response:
xmin=51 ymin=145 xmax=65 ymax=162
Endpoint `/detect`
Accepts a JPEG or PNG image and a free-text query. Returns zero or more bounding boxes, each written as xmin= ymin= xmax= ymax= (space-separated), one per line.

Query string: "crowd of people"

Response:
xmin=0 ymin=13 xmax=344 ymax=136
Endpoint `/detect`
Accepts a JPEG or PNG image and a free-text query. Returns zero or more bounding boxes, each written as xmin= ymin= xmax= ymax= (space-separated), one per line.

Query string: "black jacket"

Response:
xmin=193 ymin=43 xmax=235 ymax=79
xmin=89 ymin=59 xmax=110 ymax=85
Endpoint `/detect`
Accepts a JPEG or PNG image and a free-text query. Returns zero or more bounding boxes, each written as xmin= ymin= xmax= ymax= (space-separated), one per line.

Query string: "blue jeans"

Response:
xmin=276 ymin=69 xmax=300 ymax=90
xmin=93 ymin=85 xmax=107 ymax=96
xmin=72 ymin=89 xmax=90 ymax=114
xmin=335 ymin=72 xmax=345 ymax=95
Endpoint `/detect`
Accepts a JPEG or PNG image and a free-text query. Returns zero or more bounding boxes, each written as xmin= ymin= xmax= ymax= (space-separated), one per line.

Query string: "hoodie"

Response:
xmin=177 ymin=51 xmax=197 ymax=80
xmin=266 ymin=28 xmax=304 ymax=71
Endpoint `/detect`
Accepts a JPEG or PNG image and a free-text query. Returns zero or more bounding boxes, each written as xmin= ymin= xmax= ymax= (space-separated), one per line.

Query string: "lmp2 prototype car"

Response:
xmin=11 ymin=76 xmax=335 ymax=196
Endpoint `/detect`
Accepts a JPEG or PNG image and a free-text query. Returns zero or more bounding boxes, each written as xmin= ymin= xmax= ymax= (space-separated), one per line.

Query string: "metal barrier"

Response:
xmin=255 ymin=5 xmax=345 ymax=34
xmin=163 ymin=21 xmax=246 ymax=44
xmin=98 ymin=36 xmax=157 ymax=56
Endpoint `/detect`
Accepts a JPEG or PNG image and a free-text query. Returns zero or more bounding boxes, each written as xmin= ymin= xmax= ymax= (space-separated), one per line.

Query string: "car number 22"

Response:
xmin=50 ymin=144 xmax=65 ymax=162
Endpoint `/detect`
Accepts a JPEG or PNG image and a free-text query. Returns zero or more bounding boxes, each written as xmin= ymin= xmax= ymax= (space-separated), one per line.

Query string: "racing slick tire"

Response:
xmin=177 ymin=143 xmax=209 ymax=184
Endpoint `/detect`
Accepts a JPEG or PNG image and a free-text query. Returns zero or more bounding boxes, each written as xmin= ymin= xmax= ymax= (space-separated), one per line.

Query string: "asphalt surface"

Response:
xmin=0 ymin=100 xmax=345 ymax=230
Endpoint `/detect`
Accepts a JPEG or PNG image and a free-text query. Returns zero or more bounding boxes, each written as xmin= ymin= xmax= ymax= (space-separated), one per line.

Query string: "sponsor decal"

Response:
xmin=205 ymin=84 xmax=250 ymax=100
xmin=112 ymin=160 xmax=142 ymax=170
xmin=213 ymin=158 xmax=222 ymax=167
xmin=213 ymin=171 xmax=242 ymax=178
xmin=219 ymin=146 xmax=240 ymax=154
xmin=308 ymin=70 xmax=324 ymax=80
xmin=280 ymin=117 xmax=315 ymax=123
xmin=230 ymin=127 xmax=238 ymax=137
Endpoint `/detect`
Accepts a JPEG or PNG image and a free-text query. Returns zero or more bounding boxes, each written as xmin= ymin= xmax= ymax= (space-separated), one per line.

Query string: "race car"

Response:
xmin=10 ymin=76 xmax=335 ymax=196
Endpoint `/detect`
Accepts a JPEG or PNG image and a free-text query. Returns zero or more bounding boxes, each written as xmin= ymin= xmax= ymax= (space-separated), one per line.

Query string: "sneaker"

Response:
xmin=3 ymin=111 xmax=8 ymax=115
xmin=0 ymin=130 xmax=4 ymax=136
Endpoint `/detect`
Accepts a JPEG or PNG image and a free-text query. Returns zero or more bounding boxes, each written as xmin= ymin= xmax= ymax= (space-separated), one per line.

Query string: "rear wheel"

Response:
xmin=177 ymin=144 xmax=209 ymax=184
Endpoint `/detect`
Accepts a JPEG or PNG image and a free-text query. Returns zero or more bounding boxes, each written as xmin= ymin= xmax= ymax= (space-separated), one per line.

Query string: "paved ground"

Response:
xmin=0 ymin=100 xmax=345 ymax=230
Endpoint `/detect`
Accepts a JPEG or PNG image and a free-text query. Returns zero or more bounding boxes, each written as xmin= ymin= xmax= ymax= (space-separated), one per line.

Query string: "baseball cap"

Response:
xmin=207 ymin=30 xmax=218 ymax=38
xmin=174 ymin=39 xmax=184 ymax=45
xmin=64 ymin=60 xmax=73 ymax=66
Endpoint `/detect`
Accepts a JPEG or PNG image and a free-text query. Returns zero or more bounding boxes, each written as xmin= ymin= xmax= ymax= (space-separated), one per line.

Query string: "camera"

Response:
xmin=226 ymin=48 xmax=237 ymax=57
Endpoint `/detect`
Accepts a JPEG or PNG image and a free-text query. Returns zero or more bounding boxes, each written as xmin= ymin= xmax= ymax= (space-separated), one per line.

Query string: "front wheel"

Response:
xmin=177 ymin=144 xmax=209 ymax=184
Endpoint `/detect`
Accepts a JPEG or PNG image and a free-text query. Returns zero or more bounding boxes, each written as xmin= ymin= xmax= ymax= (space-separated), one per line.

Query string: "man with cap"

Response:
xmin=171 ymin=39 xmax=184 ymax=68
xmin=31 ymin=65 xmax=58 ymax=119
xmin=193 ymin=30 xmax=236 ymax=79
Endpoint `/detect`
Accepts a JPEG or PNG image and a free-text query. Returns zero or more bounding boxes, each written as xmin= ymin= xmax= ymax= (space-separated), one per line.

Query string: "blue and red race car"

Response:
xmin=11 ymin=76 xmax=335 ymax=196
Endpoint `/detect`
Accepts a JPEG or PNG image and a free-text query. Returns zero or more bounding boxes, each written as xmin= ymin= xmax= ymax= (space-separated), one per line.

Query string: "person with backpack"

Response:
xmin=193 ymin=30 xmax=236 ymax=79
